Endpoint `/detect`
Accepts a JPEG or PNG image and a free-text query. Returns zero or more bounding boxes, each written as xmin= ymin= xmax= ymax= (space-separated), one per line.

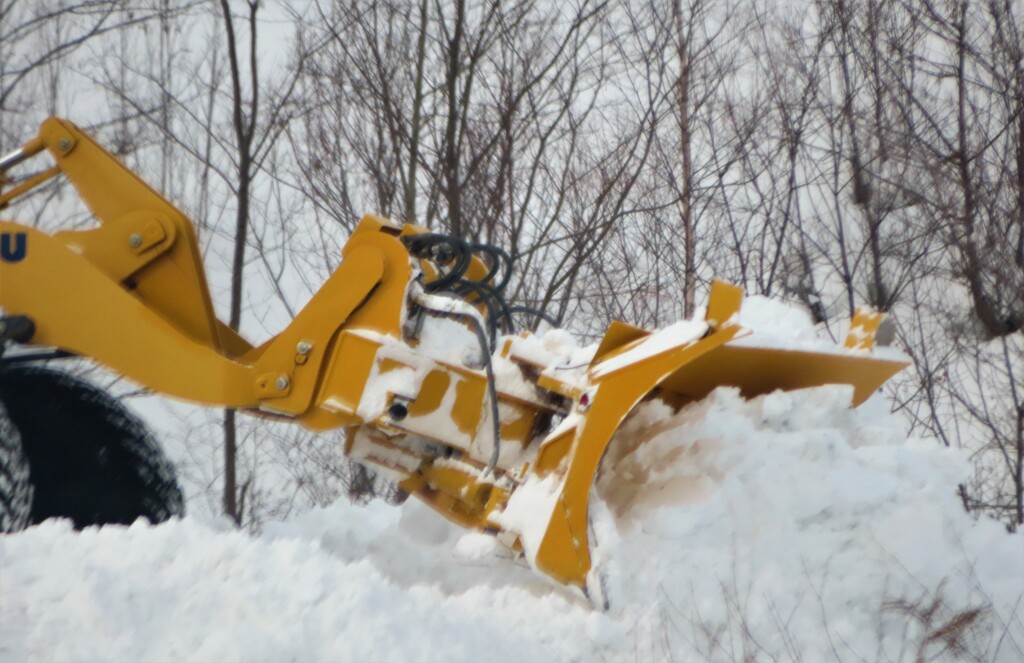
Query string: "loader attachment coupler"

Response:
xmin=0 ymin=117 xmax=910 ymax=596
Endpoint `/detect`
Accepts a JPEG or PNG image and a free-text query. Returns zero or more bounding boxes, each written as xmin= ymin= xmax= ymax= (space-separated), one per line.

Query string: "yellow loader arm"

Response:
xmin=0 ymin=118 xmax=908 ymax=594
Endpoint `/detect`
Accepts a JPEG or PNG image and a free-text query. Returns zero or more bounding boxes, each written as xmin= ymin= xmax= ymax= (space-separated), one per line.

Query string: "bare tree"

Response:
xmin=291 ymin=0 xmax=667 ymax=336
xmin=0 ymin=1 xmax=149 ymax=136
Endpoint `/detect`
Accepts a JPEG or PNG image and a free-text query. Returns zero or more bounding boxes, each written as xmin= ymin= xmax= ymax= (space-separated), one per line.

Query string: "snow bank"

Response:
xmin=2 ymin=383 xmax=1022 ymax=661
xmin=592 ymin=387 xmax=1024 ymax=660
xmin=0 ymin=505 xmax=592 ymax=662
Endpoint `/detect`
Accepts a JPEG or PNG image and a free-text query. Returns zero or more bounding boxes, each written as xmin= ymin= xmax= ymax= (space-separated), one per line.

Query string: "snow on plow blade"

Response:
xmin=497 ymin=282 xmax=909 ymax=591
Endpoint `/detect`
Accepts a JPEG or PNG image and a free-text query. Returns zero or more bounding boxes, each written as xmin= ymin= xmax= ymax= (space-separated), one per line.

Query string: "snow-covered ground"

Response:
xmin=2 ymin=300 xmax=1023 ymax=662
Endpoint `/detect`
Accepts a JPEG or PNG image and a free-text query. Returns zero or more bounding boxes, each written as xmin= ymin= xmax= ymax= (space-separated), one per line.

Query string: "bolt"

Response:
xmin=578 ymin=389 xmax=595 ymax=413
xmin=275 ymin=375 xmax=290 ymax=391
xmin=129 ymin=233 xmax=142 ymax=248
xmin=388 ymin=401 xmax=409 ymax=421
xmin=296 ymin=341 xmax=313 ymax=355
xmin=57 ymin=138 xmax=71 ymax=151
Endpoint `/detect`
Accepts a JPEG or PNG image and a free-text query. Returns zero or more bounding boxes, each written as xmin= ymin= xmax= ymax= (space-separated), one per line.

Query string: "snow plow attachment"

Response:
xmin=492 ymin=283 xmax=907 ymax=590
xmin=0 ymin=118 xmax=909 ymax=594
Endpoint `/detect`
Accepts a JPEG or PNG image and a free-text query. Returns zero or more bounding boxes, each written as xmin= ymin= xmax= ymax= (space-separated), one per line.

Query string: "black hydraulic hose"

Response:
xmin=471 ymin=243 xmax=503 ymax=285
xmin=508 ymin=304 xmax=560 ymax=329
xmin=406 ymin=229 xmax=556 ymax=333
xmin=469 ymin=243 xmax=514 ymax=293
xmin=452 ymin=281 xmax=500 ymax=342
xmin=425 ymin=245 xmax=471 ymax=292
xmin=452 ymin=279 xmax=515 ymax=343
xmin=403 ymin=234 xmax=474 ymax=293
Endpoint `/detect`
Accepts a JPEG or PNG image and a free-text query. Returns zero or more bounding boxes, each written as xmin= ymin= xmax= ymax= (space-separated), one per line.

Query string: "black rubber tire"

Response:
xmin=0 ymin=400 xmax=32 ymax=532
xmin=0 ymin=364 xmax=184 ymax=528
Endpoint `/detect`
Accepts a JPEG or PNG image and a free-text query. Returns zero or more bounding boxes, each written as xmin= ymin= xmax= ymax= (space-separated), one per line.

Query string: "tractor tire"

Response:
xmin=0 ymin=364 xmax=184 ymax=528
xmin=0 ymin=401 xmax=32 ymax=532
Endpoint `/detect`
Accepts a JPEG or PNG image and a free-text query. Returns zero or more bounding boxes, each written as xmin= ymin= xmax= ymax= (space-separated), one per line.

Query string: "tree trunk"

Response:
xmin=674 ymin=0 xmax=696 ymax=317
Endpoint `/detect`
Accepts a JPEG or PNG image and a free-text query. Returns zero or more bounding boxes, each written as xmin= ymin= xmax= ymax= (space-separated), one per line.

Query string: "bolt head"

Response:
xmin=388 ymin=401 xmax=409 ymax=421
xmin=578 ymin=389 xmax=595 ymax=413
xmin=275 ymin=376 xmax=290 ymax=391
xmin=296 ymin=341 xmax=313 ymax=355
xmin=129 ymin=233 xmax=142 ymax=247
xmin=58 ymin=138 xmax=71 ymax=151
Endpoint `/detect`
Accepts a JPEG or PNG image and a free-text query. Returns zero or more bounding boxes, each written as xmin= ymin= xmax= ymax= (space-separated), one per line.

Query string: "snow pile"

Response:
xmin=733 ymin=294 xmax=832 ymax=350
xmin=3 ymin=385 xmax=1022 ymax=661
xmin=2 ymin=301 xmax=1024 ymax=661
xmin=722 ymin=294 xmax=903 ymax=362
xmin=591 ymin=387 xmax=1024 ymax=659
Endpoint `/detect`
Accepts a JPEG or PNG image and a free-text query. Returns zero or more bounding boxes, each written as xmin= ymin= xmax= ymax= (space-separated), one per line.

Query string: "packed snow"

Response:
xmin=2 ymin=300 xmax=1024 ymax=662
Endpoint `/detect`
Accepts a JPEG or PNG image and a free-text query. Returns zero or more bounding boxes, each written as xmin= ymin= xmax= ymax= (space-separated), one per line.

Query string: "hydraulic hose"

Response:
xmin=409 ymin=285 xmax=503 ymax=475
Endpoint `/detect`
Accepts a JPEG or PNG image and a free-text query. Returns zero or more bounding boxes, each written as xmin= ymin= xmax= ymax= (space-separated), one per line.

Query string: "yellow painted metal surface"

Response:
xmin=705 ymin=280 xmax=744 ymax=329
xmin=531 ymin=324 xmax=743 ymax=587
xmin=660 ymin=344 xmax=907 ymax=407
xmin=0 ymin=223 xmax=256 ymax=406
xmin=33 ymin=118 xmax=225 ymax=349
xmin=315 ymin=332 xmax=383 ymax=419
xmin=845 ymin=306 xmax=885 ymax=351
xmin=591 ymin=320 xmax=649 ymax=364
xmin=251 ymin=245 xmax=385 ymax=415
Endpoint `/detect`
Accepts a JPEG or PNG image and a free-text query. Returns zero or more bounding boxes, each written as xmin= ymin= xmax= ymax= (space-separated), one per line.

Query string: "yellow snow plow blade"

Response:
xmin=514 ymin=283 xmax=908 ymax=589
xmin=0 ymin=118 xmax=910 ymax=595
